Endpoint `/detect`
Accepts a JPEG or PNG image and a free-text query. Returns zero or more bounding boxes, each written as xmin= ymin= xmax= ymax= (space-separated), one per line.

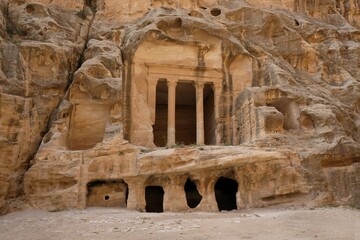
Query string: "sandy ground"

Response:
xmin=0 ymin=207 xmax=359 ymax=240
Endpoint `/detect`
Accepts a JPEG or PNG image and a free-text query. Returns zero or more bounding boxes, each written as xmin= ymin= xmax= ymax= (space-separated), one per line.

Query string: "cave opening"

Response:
xmin=87 ymin=180 xmax=128 ymax=207
xmin=145 ymin=186 xmax=164 ymax=213
xmin=184 ymin=178 xmax=202 ymax=208
xmin=210 ymin=8 xmax=221 ymax=17
xmin=214 ymin=177 xmax=238 ymax=211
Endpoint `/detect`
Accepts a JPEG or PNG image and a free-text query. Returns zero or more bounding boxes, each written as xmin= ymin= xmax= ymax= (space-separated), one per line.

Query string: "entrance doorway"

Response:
xmin=184 ymin=178 xmax=202 ymax=208
xmin=154 ymin=80 xmax=168 ymax=147
xmin=153 ymin=80 xmax=216 ymax=146
xmin=175 ymin=82 xmax=196 ymax=145
xmin=87 ymin=180 xmax=128 ymax=207
xmin=145 ymin=186 xmax=164 ymax=212
xmin=204 ymin=84 xmax=215 ymax=145
xmin=214 ymin=177 xmax=238 ymax=211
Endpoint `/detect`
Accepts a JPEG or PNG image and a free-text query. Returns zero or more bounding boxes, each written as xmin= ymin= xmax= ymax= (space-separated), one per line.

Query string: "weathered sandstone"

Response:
xmin=0 ymin=0 xmax=359 ymax=214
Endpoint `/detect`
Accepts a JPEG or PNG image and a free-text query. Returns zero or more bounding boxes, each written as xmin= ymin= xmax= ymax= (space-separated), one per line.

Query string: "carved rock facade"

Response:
xmin=0 ymin=0 xmax=360 ymax=213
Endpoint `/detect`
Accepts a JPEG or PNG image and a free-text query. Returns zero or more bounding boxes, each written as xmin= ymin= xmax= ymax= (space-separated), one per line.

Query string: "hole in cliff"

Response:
xmin=173 ymin=18 xmax=182 ymax=28
xmin=210 ymin=8 xmax=221 ymax=17
xmin=184 ymin=179 xmax=202 ymax=208
xmin=87 ymin=180 xmax=128 ymax=208
xmin=294 ymin=19 xmax=300 ymax=27
xmin=25 ymin=4 xmax=35 ymax=13
xmin=215 ymin=177 xmax=238 ymax=211
xmin=145 ymin=186 xmax=164 ymax=213
xmin=300 ymin=113 xmax=315 ymax=130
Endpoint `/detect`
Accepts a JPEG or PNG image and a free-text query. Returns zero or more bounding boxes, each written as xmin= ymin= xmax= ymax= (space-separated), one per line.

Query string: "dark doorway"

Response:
xmin=214 ymin=177 xmax=238 ymax=211
xmin=184 ymin=179 xmax=202 ymax=208
xmin=175 ymin=82 xmax=196 ymax=145
xmin=145 ymin=186 xmax=164 ymax=213
xmin=204 ymin=84 xmax=216 ymax=145
xmin=154 ymin=80 xmax=168 ymax=147
xmin=87 ymin=180 xmax=128 ymax=207
xmin=153 ymin=81 xmax=216 ymax=146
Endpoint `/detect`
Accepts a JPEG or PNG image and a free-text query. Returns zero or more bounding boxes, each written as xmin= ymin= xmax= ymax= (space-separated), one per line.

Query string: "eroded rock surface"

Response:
xmin=0 ymin=0 xmax=359 ymax=214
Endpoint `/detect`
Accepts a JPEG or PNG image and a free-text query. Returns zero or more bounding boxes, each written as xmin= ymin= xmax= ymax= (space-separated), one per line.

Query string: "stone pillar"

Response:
xmin=195 ymin=81 xmax=205 ymax=145
xmin=167 ymin=79 xmax=177 ymax=146
xmin=125 ymin=178 xmax=145 ymax=212
xmin=147 ymin=77 xmax=158 ymax=124
xmin=213 ymin=82 xmax=222 ymax=145
xmin=77 ymin=153 xmax=87 ymax=209
xmin=164 ymin=176 xmax=188 ymax=211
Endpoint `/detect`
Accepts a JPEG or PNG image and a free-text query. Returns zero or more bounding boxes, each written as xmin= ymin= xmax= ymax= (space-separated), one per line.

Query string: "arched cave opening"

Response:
xmin=87 ymin=180 xmax=128 ymax=208
xmin=184 ymin=178 xmax=202 ymax=208
xmin=145 ymin=186 xmax=164 ymax=213
xmin=214 ymin=177 xmax=238 ymax=211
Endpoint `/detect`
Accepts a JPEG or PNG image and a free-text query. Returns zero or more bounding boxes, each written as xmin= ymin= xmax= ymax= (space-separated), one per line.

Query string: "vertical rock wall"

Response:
xmin=0 ymin=0 xmax=359 ymax=213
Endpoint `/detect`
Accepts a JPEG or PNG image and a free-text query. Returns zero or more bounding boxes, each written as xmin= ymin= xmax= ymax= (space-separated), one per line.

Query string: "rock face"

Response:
xmin=0 ymin=0 xmax=359 ymax=214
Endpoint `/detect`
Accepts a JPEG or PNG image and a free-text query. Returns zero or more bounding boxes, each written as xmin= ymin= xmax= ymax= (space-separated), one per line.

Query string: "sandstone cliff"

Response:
xmin=0 ymin=0 xmax=359 ymax=214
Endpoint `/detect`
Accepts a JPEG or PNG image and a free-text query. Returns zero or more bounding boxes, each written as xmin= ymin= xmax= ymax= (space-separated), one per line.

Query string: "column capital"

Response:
xmin=146 ymin=76 xmax=158 ymax=84
xmin=167 ymin=78 xmax=178 ymax=87
xmin=193 ymin=81 xmax=205 ymax=88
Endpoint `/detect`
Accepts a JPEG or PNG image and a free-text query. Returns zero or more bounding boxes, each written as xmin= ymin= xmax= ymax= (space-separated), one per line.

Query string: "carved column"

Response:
xmin=167 ymin=79 xmax=177 ymax=146
xmin=195 ymin=81 xmax=205 ymax=145
xmin=213 ymin=82 xmax=222 ymax=145
xmin=147 ymin=77 xmax=158 ymax=124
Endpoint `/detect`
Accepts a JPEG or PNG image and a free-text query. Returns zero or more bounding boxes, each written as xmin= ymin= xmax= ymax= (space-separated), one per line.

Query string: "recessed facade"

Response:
xmin=124 ymin=35 xmax=253 ymax=148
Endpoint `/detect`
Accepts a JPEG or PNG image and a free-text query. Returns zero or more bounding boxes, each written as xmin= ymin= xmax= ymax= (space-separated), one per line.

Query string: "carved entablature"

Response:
xmin=145 ymin=63 xmax=223 ymax=83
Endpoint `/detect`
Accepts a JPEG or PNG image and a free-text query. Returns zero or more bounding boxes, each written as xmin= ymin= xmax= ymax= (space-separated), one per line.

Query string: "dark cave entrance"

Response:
xmin=214 ymin=177 xmax=238 ymax=211
xmin=86 ymin=180 xmax=128 ymax=207
xmin=184 ymin=178 xmax=202 ymax=208
xmin=145 ymin=186 xmax=164 ymax=213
